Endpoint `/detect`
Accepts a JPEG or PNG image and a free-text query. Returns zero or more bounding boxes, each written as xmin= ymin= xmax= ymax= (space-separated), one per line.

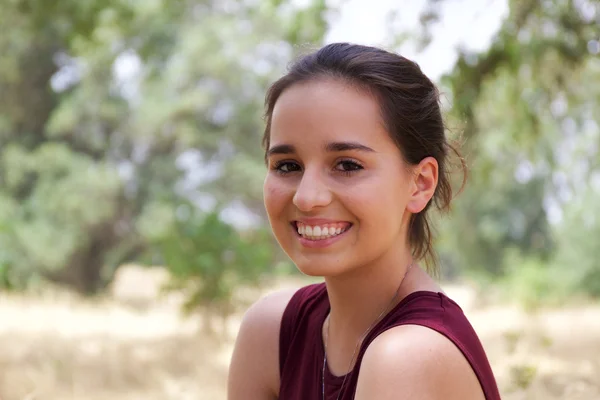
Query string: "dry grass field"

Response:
xmin=0 ymin=267 xmax=599 ymax=400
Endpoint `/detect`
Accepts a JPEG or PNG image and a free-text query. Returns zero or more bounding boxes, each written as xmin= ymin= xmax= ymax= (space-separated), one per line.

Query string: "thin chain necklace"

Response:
xmin=321 ymin=263 xmax=414 ymax=400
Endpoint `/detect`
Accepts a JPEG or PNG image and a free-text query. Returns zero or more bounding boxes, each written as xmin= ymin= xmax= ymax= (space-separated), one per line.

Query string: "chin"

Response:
xmin=289 ymin=253 xmax=354 ymax=278
xmin=274 ymin=227 xmax=363 ymax=277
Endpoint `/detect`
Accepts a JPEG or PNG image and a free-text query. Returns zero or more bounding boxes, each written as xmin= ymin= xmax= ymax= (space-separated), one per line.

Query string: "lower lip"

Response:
xmin=294 ymin=225 xmax=352 ymax=249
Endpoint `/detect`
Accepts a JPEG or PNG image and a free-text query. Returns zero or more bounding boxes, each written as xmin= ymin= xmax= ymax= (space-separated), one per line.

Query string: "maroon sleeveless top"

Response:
xmin=278 ymin=283 xmax=501 ymax=400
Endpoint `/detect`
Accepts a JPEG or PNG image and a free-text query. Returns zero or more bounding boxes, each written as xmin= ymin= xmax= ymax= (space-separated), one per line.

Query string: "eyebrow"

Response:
xmin=325 ymin=141 xmax=376 ymax=153
xmin=266 ymin=144 xmax=295 ymax=157
xmin=266 ymin=141 xmax=375 ymax=157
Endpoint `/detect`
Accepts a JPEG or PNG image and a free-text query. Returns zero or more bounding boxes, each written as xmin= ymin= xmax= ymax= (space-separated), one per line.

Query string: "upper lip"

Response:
xmin=294 ymin=218 xmax=350 ymax=225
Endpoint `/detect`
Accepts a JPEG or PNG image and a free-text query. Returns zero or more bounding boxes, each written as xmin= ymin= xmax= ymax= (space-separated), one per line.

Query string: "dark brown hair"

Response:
xmin=262 ymin=43 xmax=466 ymax=273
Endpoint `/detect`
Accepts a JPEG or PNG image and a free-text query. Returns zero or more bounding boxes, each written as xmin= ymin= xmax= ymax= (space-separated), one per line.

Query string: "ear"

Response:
xmin=406 ymin=156 xmax=438 ymax=214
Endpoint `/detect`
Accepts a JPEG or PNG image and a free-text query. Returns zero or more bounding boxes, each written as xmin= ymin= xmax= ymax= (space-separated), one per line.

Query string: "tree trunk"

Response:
xmin=43 ymin=221 xmax=120 ymax=294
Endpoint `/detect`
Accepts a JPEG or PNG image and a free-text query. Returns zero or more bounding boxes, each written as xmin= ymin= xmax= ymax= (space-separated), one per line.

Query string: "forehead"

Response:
xmin=269 ymin=79 xmax=394 ymax=150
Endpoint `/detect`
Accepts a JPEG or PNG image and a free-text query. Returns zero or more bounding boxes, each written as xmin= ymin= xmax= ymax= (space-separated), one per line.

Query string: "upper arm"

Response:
xmin=355 ymin=325 xmax=486 ymax=400
xmin=227 ymin=288 xmax=297 ymax=400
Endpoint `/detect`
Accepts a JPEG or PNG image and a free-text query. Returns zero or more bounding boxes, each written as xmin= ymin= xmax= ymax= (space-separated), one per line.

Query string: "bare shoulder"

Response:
xmin=355 ymin=324 xmax=486 ymax=400
xmin=241 ymin=288 xmax=298 ymax=335
xmin=227 ymin=288 xmax=298 ymax=400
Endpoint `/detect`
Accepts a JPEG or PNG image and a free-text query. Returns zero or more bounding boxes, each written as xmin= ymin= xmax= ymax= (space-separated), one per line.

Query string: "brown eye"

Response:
xmin=273 ymin=161 xmax=302 ymax=174
xmin=335 ymin=160 xmax=363 ymax=172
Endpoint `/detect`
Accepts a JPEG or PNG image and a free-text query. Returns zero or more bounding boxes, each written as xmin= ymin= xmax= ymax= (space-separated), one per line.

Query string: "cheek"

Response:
xmin=263 ymin=176 xmax=291 ymax=217
xmin=345 ymin=172 xmax=409 ymax=224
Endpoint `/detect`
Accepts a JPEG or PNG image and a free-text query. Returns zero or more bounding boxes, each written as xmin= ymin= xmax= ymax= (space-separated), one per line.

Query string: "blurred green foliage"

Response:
xmin=0 ymin=0 xmax=327 ymax=298
xmin=158 ymin=206 xmax=275 ymax=325
xmin=428 ymin=0 xmax=600 ymax=305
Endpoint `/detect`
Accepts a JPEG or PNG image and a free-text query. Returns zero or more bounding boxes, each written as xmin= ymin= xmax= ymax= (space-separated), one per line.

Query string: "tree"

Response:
xmin=410 ymin=0 xmax=599 ymax=284
xmin=0 ymin=0 xmax=329 ymax=293
xmin=158 ymin=206 xmax=276 ymax=332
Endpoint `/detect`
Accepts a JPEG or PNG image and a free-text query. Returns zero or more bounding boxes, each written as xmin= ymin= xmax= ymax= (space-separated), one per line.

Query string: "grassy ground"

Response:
xmin=0 ymin=274 xmax=598 ymax=400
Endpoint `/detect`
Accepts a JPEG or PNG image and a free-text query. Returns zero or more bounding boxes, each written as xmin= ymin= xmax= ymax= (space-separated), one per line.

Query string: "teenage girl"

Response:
xmin=228 ymin=43 xmax=501 ymax=400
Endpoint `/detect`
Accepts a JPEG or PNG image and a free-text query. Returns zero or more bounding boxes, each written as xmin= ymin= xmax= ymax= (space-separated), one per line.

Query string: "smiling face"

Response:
xmin=263 ymin=79 xmax=436 ymax=277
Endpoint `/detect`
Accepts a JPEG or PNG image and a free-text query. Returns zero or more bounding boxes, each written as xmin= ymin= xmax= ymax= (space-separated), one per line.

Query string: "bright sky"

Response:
xmin=325 ymin=0 xmax=508 ymax=80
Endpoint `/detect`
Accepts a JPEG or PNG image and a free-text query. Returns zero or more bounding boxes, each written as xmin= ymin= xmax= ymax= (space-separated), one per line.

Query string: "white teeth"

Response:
xmin=296 ymin=223 xmax=349 ymax=240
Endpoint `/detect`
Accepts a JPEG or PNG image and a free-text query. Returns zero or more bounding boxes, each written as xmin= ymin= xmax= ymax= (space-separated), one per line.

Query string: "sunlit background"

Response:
xmin=1 ymin=0 xmax=599 ymax=399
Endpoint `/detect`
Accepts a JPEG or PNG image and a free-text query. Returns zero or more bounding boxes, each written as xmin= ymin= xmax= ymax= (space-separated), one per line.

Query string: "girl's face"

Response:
xmin=263 ymin=79 xmax=436 ymax=277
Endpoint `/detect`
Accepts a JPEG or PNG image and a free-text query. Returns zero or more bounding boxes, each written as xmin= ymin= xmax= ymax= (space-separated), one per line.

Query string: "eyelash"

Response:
xmin=272 ymin=158 xmax=364 ymax=177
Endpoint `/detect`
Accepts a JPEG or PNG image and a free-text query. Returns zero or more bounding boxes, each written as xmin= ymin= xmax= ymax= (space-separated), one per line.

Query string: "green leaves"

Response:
xmin=0 ymin=0 xmax=329 ymax=294
xmin=552 ymin=184 xmax=600 ymax=297
xmin=158 ymin=207 xmax=274 ymax=320
xmin=2 ymin=142 xmax=122 ymax=274
xmin=431 ymin=0 xmax=600 ymax=301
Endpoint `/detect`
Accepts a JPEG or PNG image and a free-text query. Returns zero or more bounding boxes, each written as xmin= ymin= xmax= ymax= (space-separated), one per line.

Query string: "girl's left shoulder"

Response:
xmin=354 ymin=324 xmax=487 ymax=400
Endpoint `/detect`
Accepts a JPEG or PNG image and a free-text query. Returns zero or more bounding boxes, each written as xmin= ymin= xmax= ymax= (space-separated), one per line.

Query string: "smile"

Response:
xmin=292 ymin=221 xmax=353 ymax=241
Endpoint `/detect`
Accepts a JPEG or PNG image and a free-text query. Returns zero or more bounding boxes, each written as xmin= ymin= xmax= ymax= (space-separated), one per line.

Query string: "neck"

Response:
xmin=324 ymin=246 xmax=415 ymax=343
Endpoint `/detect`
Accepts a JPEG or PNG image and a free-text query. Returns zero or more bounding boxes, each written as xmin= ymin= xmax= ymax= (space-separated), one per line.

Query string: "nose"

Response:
xmin=293 ymin=169 xmax=333 ymax=212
